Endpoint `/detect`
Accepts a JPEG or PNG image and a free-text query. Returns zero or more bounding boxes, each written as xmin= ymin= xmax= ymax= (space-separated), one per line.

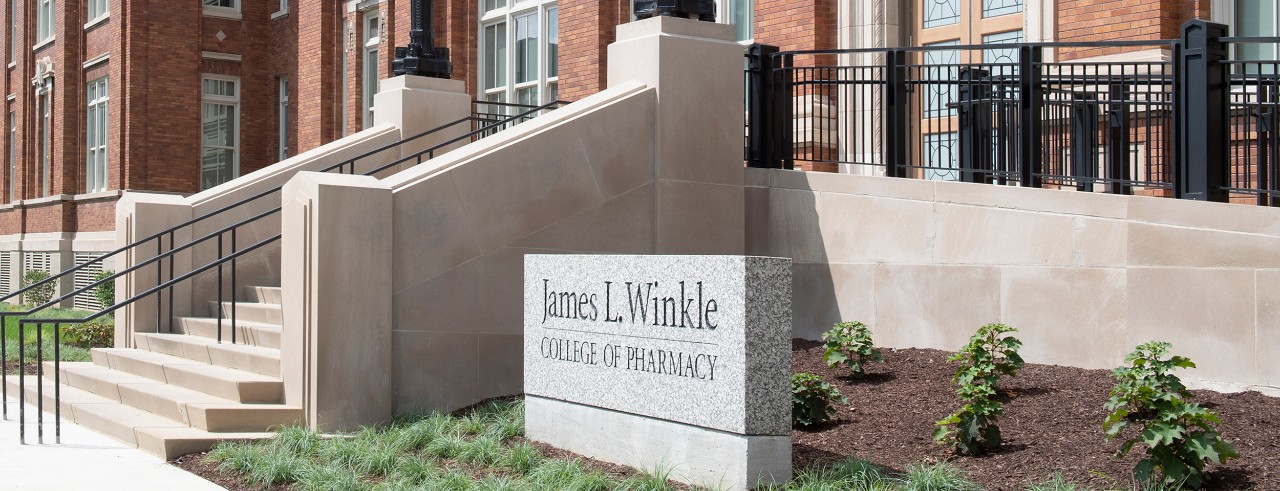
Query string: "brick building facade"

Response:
xmin=0 ymin=0 xmax=1262 ymax=307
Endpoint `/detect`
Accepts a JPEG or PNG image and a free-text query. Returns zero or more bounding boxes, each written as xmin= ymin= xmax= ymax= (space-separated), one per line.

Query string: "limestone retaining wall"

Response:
xmin=745 ymin=168 xmax=1280 ymax=392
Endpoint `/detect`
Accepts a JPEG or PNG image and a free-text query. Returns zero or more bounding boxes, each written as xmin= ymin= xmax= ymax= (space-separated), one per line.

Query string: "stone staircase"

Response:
xmin=4 ymin=286 xmax=298 ymax=459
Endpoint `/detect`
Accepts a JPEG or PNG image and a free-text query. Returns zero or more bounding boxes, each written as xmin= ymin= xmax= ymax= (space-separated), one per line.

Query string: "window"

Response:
xmin=924 ymin=132 xmax=960 ymax=181
xmin=7 ymin=109 xmax=13 ymax=202
xmin=278 ymin=77 xmax=288 ymax=160
xmin=9 ymin=0 xmax=16 ymax=62
xmin=923 ymin=41 xmax=959 ymax=119
xmin=982 ymin=30 xmax=1022 ymax=78
xmin=362 ymin=11 xmax=379 ymax=129
xmin=88 ymin=0 xmax=108 ymax=22
xmin=717 ymin=0 xmax=754 ymax=42
xmin=203 ymin=0 xmax=239 ymax=17
xmin=480 ymin=1 xmax=558 ymax=110
xmin=274 ymin=0 xmax=288 ymax=16
xmin=36 ymin=0 xmax=54 ymax=43
xmin=983 ymin=0 xmax=1022 ymax=19
xmin=1236 ymin=1 xmax=1279 ymax=63
xmin=924 ymin=0 xmax=959 ymax=29
xmin=86 ymin=77 xmax=108 ymax=193
xmin=38 ymin=81 xmax=52 ymax=196
xmin=201 ymin=76 xmax=239 ymax=190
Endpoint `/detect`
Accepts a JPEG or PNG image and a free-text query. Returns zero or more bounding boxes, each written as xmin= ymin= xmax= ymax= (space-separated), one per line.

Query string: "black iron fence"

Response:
xmin=746 ymin=20 xmax=1280 ymax=206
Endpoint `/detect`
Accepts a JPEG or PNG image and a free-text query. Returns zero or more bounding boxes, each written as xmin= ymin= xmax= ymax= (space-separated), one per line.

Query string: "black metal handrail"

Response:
xmin=4 ymin=96 xmax=569 ymax=443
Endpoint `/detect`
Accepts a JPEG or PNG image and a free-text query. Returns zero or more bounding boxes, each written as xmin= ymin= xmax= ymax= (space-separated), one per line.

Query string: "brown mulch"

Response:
xmin=172 ymin=342 xmax=1280 ymax=490
xmin=3 ymin=360 xmax=37 ymax=375
xmin=792 ymin=340 xmax=1280 ymax=490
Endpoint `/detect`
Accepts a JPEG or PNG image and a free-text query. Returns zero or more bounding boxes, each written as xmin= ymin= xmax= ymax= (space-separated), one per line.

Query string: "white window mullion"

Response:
xmin=278 ymin=77 xmax=289 ymax=160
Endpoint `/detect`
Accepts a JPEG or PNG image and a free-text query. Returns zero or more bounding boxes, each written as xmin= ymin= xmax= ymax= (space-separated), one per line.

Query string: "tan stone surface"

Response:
xmin=1128 ymin=222 xmax=1280 ymax=269
xmin=873 ymin=265 xmax=1001 ymax=351
xmin=1256 ymin=270 xmax=1280 ymax=385
xmin=933 ymin=204 xmax=1075 ymax=266
xmin=791 ymin=263 xmax=878 ymax=340
xmin=816 ymin=192 xmax=934 ymax=264
xmin=1000 ymin=267 xmax=1128 ymax=370
xmin=1128 ymin=268 xmax=1258 ymax=385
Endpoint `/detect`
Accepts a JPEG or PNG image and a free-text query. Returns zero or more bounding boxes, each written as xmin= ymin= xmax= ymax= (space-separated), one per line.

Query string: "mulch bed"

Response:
xmin=792 ymin=340 xmax=1280 ymax=490
xmin=173 ymin=342 xmax=1280 ymax=490
xmin=3 ymin=360 xmax=37 ymax=375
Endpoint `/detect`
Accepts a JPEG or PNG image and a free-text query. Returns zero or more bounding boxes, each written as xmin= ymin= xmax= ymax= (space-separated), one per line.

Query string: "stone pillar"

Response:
xmin=113 ymin=193 xmax=193 ymax=348
xmin=281 ymin=172 xmax=393 ymax=432
xmin=607 ymin=17 xmax=745 ymax=255
xmin=371 ymin=75 xmax=471 ymax=174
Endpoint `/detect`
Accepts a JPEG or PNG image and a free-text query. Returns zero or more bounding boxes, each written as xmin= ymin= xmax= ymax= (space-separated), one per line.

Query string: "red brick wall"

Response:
xmin=753 ymin=0 xmax=836 ymax=61
xmin=557 ymin=0 xmax=626 ymax=103
xmin=1057 ymin=0 xmax=1212 ymax=59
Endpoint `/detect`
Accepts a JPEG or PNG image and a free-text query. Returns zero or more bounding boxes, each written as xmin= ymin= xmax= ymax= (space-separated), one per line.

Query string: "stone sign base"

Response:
xmin=526 ymin=396 xmax=792 ymax=490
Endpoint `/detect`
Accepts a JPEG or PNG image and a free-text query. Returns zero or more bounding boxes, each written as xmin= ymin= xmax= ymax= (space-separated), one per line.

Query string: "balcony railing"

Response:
xmin=745 ymin=20 xmax=1280 ymax=206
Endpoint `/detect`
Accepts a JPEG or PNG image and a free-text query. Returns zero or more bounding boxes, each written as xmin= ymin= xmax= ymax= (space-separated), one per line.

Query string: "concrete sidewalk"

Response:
xmin=0 ymin=397 xmax=226 ymax=490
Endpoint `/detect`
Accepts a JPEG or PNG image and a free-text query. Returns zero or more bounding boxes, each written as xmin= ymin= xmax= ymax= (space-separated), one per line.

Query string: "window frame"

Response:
xmin=278 ymin=76 xmax=289 ymax=161
xmin=362 ymin=10 xmax=380 ymax=129
xmin=200 ymin=74 xmax=241 ymax=190
xmin=272 ymin=0 xmax=289 ymax=18
xmin=203 ymin=0 xmax=241 ymax=19
xmin=87 ymin=0 xmax=109 ymax=26
xmin=85 ymin=76 xmax=109 ymax=193
xmin=7 ymin=108 xmax=13 ymax=202
xmin=478 ymin=0 xmax=559 ymax=109
xmin=36 ymin=0 xmax=54 ymax=44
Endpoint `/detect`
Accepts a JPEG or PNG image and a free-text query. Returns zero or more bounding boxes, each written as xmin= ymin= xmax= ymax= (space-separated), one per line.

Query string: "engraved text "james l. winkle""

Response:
xmin=541 ymin=279 xmax=719 ymax=329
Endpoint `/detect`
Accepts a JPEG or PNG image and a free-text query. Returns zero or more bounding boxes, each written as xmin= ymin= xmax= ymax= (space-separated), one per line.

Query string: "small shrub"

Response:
xmin=1103 ymin=341 xmax=1238 ymax=489
xmin=822 ymin=321 xmax=884 ymax=379
xmin=934 ymin=323 xmax=1024 ymax=455
xmin=60 ymin=320 xmax=114 ymax=349
xmin=21 ymin=270 xmax=55 ymax=307
xmin=92 ymin=270 xmax=115 ymax=309
xmin=792 ymin=372 xmax=848 ymax=428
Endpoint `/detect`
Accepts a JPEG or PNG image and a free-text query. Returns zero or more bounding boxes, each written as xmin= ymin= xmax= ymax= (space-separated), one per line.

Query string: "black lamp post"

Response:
xmin=633 ymin=0 xmax=716 ymax=22
xmin=393 ymin=0 xmax=453 ymax=78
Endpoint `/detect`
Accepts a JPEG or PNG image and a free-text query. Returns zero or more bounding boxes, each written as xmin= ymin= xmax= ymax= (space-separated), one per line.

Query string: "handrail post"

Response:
xmin=1176 ymin=20 xmax=1230 ymax=201
xmin=1108 ymin=83 xmax=1133 ymax=195
xmin=958 ymin=67 xmax=993 ymax=184
xmin=746 ymin=43 xmax=781 ymax=169
xmin=884 ymin=49 xmax=909 ymax=178
xmin=1069 ymin=91 xmax=1099 ymax=192
xmin=1018 ymin=45 xmax=1044 ymax=188
xmin=780 ymin=52 xmax=795 ymax=170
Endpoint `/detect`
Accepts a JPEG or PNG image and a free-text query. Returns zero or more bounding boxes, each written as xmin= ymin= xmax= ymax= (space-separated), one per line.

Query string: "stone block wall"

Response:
xmin=745 ymin=168 xmax=1280 ymax=392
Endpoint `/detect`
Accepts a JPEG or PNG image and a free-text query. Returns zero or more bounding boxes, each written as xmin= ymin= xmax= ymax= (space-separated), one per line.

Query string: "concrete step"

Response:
xmin=133 ymin=332 xmax=281 ymax=377
xmin=72 ymin=401 xmax=275 ymax=459
xmin=90 ymin=348 xmax=283 ymax=403
xmin=8 ymin=374 xmax=285 ymax=459
xmin=244 ymin=286 xmax=282 ymax=305
xmin=45 ymin=362 xmax=300 ymax=432
xmin=4 ymin=374 xmax=117 ymax=421
xmin=209 ymin=301 xmax=282 ymax=324
xmin=172 ymin=317 xmax=281 ymax=349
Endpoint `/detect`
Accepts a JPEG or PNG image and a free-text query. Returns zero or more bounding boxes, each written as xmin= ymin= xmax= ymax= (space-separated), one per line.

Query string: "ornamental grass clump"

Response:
xmin=933 ymin=323 xmax=1023 ymax=456
xmin=822 ymin=321 xmax=884 ymax=379
xmin=792 ymin=372 xmax=848 ymax=428
xmin=1103 ymin=341 xmax=1238 ymax=489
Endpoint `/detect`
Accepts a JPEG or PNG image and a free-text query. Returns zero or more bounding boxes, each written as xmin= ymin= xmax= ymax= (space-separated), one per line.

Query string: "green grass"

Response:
xmin=206 ymin=398 xmax=1120 ymax=491
xmin=1 ymin=303 xmax=107 ymax=364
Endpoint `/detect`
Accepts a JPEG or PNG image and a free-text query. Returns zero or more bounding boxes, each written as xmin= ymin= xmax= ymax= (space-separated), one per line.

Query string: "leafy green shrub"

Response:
xmin=933 ymin=323 xmax=1024 ymax=455
xmin=792 ymin=372 xmax=848 ymax=428
xmin=1103 ymin=341 xmax=1238 ymax=489
xmin=93 ymin=270 xmax=115 ymax=309
xmin=60 ymin=320 xmax=114 ymax=349
xmin=821 ymin=321 xmax=884 ymax=378
xmin=21 ymin=270 xmax=55 ymax=306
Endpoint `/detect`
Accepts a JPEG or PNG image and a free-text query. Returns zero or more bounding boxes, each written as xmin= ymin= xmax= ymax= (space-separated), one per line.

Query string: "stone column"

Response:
xmin=113 ymin=193 xmax=193 ymax=347
xmin=371 ymin=75 xmax=471 ymax=175
xmin=607 ymin=17 xmax=746 ymax=255
xmin=280 ymin=172 xmax=393 ymax=432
